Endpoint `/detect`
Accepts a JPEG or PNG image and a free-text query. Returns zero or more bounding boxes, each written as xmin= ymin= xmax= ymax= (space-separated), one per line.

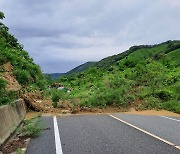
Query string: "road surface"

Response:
xmin=26 ymin=114 xmax=180 ymax=154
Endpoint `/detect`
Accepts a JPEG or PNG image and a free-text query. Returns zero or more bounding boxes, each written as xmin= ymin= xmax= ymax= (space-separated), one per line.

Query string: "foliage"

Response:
xmin=0 ymin=11 xmax=5 ymax=19
xmin=51 ymin=90 xmax=63 ymax=108
xmin=65 ymin=62 xmax=95 ymax=76
xmin=16 ymin=148 xmax=23 ymax=154
xmin=0 ymin=78 xmax=18 ymax=105
xmin=0 ymin=11 xmax=47 ymax=105
xmin=56 ymin=40 xmax=180 ymax=113
xmin=161 ymin=100 xmax=180 ymax=114
xmin=20 ymin=116 xmax=43 ymax=137
xmin=0 ymin=12 xmax=46 ymax=87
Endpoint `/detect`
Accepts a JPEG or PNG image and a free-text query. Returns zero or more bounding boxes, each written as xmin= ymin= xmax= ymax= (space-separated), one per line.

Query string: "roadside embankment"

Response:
xmin=0 ymin=99 xmax=26 ymax=149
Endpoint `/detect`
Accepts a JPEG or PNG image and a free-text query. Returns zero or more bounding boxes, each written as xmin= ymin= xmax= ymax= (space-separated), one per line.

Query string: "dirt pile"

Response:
xmin=20 ymin=92 xmax=72 ymax=113
xmin=21 ymin=92 xmax=51 ymax=112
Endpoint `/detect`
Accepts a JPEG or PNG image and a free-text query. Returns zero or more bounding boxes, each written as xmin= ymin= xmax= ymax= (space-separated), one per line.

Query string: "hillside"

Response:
xmin=65 ymin=62 xmax=96 ymax=76
xmin=57 ymin=40 xmax=180 ymax=113
xmin=56 ymin=41 xmax=180 ymax=76
xmin=46 ymin=62 xmax=95 ymax=79
xmin=45 ymin=73 xmax=65 ymax=79
xmin=0 ymin=12 xmax=47 ymax=105
xmin=93 ymin=41 xmax=180 ymax=70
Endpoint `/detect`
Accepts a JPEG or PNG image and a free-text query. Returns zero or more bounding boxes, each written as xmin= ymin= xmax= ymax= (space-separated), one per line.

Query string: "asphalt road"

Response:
xmin=26 ymin=114 xmax=180 ymax=154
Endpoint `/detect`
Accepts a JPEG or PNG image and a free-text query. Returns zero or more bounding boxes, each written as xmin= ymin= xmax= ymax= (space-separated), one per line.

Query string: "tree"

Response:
xmin=52 ymin=92 xmax=60 ymax=108
xmin=0 ymin=11 xmax=5 ymax=19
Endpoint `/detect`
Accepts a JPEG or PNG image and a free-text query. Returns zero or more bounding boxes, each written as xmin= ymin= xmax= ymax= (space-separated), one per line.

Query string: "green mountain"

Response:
xmin=45 ymin=73 xmax=65 ymax=79
xmin=58 ymin=41 xmax=180 ymax=76
xmin=65 ymin=62 xmax=96 ymax=76
xmin=46 ymin=62 xmax=95 ymax=79
xmin=94 ymin=41 xmax=180 ymax=70
xmin=57 ymin=40 xmax=180 ymax=113
xmin=0 ymin=12 xmax=46 ymax=105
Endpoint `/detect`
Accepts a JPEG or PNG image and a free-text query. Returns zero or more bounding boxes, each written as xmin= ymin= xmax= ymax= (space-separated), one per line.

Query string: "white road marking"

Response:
xmin=53 ymin=116 xmax=63 ymax=154
xmin=109 ymin=115 xmax=180 ymax=150
xmin=160 ymin=116 xmax=180 ymax=122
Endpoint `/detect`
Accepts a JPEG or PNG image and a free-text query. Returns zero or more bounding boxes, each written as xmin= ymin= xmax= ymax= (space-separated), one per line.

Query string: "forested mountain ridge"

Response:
xmin=53 ymin=40 xmax=180 ymax=77
xmin=91 ymin=40 xmax=180 ymax=70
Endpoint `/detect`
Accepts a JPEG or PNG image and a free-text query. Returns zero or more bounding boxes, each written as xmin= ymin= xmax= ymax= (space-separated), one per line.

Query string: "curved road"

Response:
xmin=26 ymin=114 xmax=180 ymax=154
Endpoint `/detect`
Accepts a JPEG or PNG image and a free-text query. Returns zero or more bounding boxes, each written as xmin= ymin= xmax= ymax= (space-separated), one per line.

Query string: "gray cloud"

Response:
xmin=0 ymin=0 xmax=180 ymax=73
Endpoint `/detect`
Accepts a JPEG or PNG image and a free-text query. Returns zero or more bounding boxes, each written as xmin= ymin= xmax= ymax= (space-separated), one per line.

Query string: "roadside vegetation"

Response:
xmin=0 ymin=11 xmax=47 ymax=105
xmin=0 ymin=78 xmax=18 ymax=105
xmin=19 ymin=114 xmax=43 ymax=137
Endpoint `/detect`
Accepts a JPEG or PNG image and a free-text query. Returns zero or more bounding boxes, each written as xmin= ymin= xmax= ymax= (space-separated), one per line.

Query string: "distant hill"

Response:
xmin=46 ymin=62 xmax=96 ymax=79
xmin=45 ymin=73 xmax=65 ymax=79
xmin=65 ymin=62 xmax=96 ymax=76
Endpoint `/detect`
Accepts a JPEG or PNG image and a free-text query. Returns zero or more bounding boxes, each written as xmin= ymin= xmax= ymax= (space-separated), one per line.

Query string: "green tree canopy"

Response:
xmin=0 ymin=11 xmax=5 ymax=19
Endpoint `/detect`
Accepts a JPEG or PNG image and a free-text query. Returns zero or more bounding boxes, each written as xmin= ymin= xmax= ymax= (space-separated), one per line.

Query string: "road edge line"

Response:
xmin=160 ymin=116 xmax=180 ymax=122
xmin=109 ymin=115 xmax=180 ymax=150
xmin=53 ymin=116 xmax=63 ymax=154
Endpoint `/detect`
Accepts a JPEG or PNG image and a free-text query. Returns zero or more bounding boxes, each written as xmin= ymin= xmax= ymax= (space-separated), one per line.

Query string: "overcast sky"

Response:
xmin=0 ymin=0 xmax=180 ymax=73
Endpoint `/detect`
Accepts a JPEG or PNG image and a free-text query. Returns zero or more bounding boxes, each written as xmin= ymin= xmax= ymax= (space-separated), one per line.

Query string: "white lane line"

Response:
xmin=53 ymin=116 xmax=63 ymax=154
xmin=109 ymin=115 xmax=180 ymax=150
xmin=160 ymin=116 xmax=180 ymax=122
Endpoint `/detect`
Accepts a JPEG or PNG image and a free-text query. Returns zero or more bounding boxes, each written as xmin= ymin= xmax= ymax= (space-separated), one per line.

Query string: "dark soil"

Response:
xmin=2 ymin=137 xmax=27 ymax=154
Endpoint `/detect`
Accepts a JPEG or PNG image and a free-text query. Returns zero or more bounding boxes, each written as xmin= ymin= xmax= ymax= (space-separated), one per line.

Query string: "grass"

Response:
xmin=167 ymin=48 xmax=180 ymax=65
xmin=161 ymin=100 xmax=180 ymax=114
xmin=16 ymin=148 xmax=23 ymax=154
xmin=19 ymin=115 xmax=43 ymax=137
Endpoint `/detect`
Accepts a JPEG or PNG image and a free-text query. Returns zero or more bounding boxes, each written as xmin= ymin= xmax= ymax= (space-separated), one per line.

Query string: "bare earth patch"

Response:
xmin=1 ymin=62 xmax=21 ymax=91
xmin=26 ymin=107 xmax=180 ymax=118
xmin=125 ymin=108 xmax=180 ymax=117
xmin=25 ymin=111 xmax=42 ymax=120
xmin=2 ymin=137 xmax=30 ymax=154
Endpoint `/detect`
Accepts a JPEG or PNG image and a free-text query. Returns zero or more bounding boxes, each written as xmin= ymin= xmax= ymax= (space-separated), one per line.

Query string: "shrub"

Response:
xmin=0 ymin=79 xmax=17 ymax=105
xmin=14 ymin=69 xmax=32 ymax=85
xmin=117 ymin=97 xmax=126 ymax=107
xmin=0 ymin=54 xmax=7 ymax=65
xmin=138 ymin=97 xmax=161 ymax=110
xmin=136 ymin=86 xmax=152 ymax=100
xmin=155 ymin=89 xmax=174 ymax=101
xmin=124 ymin=58 xmax=137 ymax=68
xmin=0 ymin=96 xmax=9 ymax=105
xmin=16 ymin=148 xmax=23 ymax=154
xmin=164 ymin=43 xmax=180 ymax=54
xmin=161 ymin=100 xmax=180 ymax=114
xmin=20 ymin=117 xmax=43 ymax=137
xmin=36 ymin=80 xmax=47 ymax=90
xmin=0 ymin=78 xmax=7 ymax=89
xmin=51 ymin=91 xmax=61 ymax=108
